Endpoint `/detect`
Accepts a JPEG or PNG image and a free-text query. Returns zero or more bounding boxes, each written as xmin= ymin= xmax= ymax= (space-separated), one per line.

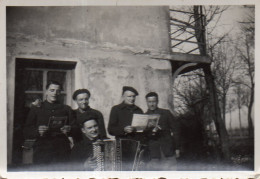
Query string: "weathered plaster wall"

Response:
xmin=7 ymin=6 xmax=173 ymax=164
xmin=7 ymin=6 xmax=170 ymax=53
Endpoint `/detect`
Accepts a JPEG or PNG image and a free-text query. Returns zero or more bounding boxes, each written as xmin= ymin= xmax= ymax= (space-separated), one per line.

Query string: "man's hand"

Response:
xmin=152 ymin=125 xmax=161 ymax=133
xmin=84 ymin=156 xmax=97 ymax=170
xmin=38 ymin=125 xmax=49 ymax=136
xmin=92 ymin=139 xmax=104 ymax=145
xmin=60 ymin=125 xmax=71 ymax=135
xmin=175 ymin=149 xmax=180 ymax=158
xmin=124 ymin=126 xmax=135 ymax=133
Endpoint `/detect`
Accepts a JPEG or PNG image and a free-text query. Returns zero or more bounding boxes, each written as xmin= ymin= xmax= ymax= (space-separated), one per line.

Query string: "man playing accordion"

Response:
xmin=70 ymin=113 xmax=103 ymax=170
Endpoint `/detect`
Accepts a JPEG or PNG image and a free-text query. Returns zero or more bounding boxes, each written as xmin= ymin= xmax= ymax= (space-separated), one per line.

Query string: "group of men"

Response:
xmin=23 ymin=81 xmax=180 ymax=171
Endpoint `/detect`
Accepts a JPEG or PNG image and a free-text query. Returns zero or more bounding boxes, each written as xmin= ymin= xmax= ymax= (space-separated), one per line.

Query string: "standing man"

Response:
xmin=23 ymin=81 xmax=74 ymax=165
xmin=145 ymin=92 xmax=180 ymax=171
xmin=108 ymin=86 xmax=143 ymax=139
xmin=108 ymin=86 xmax=145 ymax=170
xmin=72 ymin=89 xmax=107 ymax=142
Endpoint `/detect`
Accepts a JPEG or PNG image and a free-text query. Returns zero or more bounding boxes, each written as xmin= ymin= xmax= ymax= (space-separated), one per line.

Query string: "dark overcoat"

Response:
xmin=146 ymin=108 xmax=180 ymax=158
xmin=70 ymin=135 xmax=95 ymax=170
xmin=108 ymin=102 xmax=143 ymax=139
xmin=23 ymin=101 xmax=74 ymax=164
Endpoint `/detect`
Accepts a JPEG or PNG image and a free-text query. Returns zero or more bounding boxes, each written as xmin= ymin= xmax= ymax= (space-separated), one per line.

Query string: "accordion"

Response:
xmin=92 ymin=139 xmax=146 ymax=171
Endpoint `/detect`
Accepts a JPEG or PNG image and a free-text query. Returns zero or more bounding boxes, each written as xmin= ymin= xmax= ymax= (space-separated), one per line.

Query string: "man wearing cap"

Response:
xmin=23 ymin=81 xmax=74 ymax=165
xmin=108 ymin=86 xmax=143 ymax=139
xmin=145 ymin=92 xmax=180 ymax=170
xmin=108 ymin=86 xmax=146 ymax=170
xmin=70 ymin=114 xmax=102 ymax=170
xmin=72 ymin=89 xmax=107 ymax=142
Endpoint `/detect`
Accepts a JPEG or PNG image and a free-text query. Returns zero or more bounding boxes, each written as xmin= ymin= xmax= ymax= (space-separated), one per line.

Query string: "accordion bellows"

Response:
xmin=92 ymin=139 xmax=144 ymax=171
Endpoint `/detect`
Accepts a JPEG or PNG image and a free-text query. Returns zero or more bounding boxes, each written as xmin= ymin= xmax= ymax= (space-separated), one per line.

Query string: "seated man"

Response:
xmin=72 ymin=89 xmax=107 ymax=142
xmin=145 ymin=92 xmax=180 ymax=171
xmin=70 ymin=113 xmax=102 ymax=171
xmin=23 ymin=81 xmax=74 ymax=165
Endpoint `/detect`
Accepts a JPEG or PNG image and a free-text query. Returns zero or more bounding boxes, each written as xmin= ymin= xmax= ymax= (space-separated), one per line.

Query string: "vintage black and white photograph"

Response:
xmin=4 ymin=2 xmax=256 ymax=176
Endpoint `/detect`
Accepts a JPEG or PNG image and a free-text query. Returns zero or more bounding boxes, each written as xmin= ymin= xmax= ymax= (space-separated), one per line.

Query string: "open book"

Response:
xmin=48 ymin=116 xmax=68 ymax=132
xmin=131 ymin=114 xmax=160 ymax=132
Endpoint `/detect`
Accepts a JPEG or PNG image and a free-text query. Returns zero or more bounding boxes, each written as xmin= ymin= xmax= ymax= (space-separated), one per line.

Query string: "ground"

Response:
xmin=177 ymin=136 xmax=254 ymax=171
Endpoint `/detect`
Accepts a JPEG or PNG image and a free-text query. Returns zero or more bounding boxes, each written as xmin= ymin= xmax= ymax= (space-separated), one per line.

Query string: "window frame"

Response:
xmin=23 ymin=67 xmax=73 ymax=105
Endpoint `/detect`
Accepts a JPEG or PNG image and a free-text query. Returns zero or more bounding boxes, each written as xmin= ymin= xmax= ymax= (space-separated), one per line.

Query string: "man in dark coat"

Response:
xmin=145 ymin=92 xmax=180 ymax=170
xmin=23 ymin=81 xmax=74 ymax=165
xmin=70 ymin=114 xmax=102 ymax=171
xmin=72 ymin=89 xmax=107 ymax=142
xmin=108 ymin=86 xmax=143 ymax=140
xmin=108 ymin=86 xmax=146 ymax=170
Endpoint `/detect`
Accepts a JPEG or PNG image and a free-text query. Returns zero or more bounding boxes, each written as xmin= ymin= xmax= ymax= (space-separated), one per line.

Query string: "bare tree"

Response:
xmin=211 ymin=38 xmax=238 ymax=128
xmin=234 ymin=84 xmax=243 ymax=136
xmin=234 ymin=5 xmax=255 ymax=138
xmin=227 ymin=98 xmax=236 ymax=131
xmin=172 ymin=5 xmax=231 ymax=160
xmin=193 ymin=5 xmax=230 ymax=160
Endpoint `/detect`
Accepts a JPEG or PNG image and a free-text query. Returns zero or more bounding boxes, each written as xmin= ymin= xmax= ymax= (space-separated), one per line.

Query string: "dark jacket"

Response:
xmin=73 ymin=107 xmax=107 ymax=142
xmin=108 ymin=102 xmax=143 ymax=139
xmin=146 ymin=108 xmax=180 ymax=158
xmin=24 ymin=101 xmax=74 ymax=139
xmin=23 ymin=101 xmax=74 ymax=164
xmin=70 ymin=135 xmax=95 ymax=170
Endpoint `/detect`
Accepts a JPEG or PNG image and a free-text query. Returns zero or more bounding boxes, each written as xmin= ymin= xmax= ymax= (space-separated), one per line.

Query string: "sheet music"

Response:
xmin=131 ymin=114 xmax=160 ymax=132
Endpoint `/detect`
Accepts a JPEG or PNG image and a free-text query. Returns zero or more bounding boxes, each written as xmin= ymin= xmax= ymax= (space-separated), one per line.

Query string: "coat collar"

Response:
xmin=42 ymin=100 xmax=62 ymax=109
xmin=76 ymin=106 xmax=91 ymax=114
xmin=82 ymin=134 xmax=100 ymax=143
xmin=119 ymin=102 xmax=138 ymax=110
xmin=147 ymin=108 xmax=160 ymax=114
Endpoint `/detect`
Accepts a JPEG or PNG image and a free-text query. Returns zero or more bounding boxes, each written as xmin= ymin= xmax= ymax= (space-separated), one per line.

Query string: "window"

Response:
xmin=24 ymin=68 xmax=71 ymax=106
xmin=15 ymin=58 xmax=76 ymax=107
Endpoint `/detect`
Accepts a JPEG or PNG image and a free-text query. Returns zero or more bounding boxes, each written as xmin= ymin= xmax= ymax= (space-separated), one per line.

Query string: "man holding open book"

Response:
xmin=145 ymin=92 xmax=181 ymax=170
xmin=23 ymin=81 xmax=74 ymax=165
xmin=108 ymin=86 xmax=143 ymax=140
xmin=108 ymin=86 xmax=146 ymax=170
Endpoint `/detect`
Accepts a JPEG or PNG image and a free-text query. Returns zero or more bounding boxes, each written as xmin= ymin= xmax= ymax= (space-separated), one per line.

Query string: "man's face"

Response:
xmin=123 ymin=91 xmax=136 ymax=105
xmin=46 ymin=84 xmax=61 ymax=103
xmin=76 ymin=93 xmax=90 ymax=110
xmin=146 ymin=96 xmax=158 ymax=111
xmin=81 ymin=120 xmax=99 ymax=140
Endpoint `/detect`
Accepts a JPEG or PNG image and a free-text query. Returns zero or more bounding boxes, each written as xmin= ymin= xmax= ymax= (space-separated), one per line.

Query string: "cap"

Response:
xmin=122 ymin=86 xmax=139 ymax=96
xmin=145 ymin=92 xmax=158 ymax=99
xmin=79 ymin=112 xmax=99 ymax=127
xmin=72 ymin=89 xmax=91 ymax=100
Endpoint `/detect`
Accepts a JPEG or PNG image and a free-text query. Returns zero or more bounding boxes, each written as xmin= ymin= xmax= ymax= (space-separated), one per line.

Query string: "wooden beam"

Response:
xmin=171 ymin=38 xmax=205 ymax=45
xmin=169 ymin=9 xmax=195 ymax=15
xmin=151 ymin=52 xmax=211 ymax=64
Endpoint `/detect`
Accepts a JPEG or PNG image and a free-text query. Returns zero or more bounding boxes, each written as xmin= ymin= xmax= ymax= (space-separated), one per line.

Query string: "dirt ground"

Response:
xmin=177 ymin=137 xmax=254 ymax=171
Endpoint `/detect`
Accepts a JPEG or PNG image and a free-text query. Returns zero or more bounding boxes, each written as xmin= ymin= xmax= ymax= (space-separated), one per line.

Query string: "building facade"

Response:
xmin=7 ymin=6 xmax=176 ymax=164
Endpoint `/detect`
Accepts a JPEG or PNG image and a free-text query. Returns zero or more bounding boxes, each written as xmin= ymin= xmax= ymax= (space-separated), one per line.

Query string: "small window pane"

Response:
xmin=47 ymin=71 xmax=66 ymax=91
xmin=25 ymin=94 xmax=43 ymax=108
xmin=24 ymin=70 xmax=43 ymax=91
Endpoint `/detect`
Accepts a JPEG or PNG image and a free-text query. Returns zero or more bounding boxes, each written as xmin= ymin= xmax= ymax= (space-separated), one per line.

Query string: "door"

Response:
xmin=12 ymin=58 xmax=76 ymax=165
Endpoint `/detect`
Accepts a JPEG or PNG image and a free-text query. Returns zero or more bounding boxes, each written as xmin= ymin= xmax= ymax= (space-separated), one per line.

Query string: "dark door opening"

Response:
xmin=12 ymin=58 xmax=76 ymax=165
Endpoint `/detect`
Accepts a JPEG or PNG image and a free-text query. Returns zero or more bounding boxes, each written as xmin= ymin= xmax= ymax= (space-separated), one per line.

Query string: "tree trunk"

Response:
xmin=193 ymin=6 xmax=230 ymax=160
xmin=237 ymin=85 xmax=243 ymax=137
xmin=202 ymin=64 xmax=230 ymax=160
xmin=247 ymin=84 xmax=254 ymax=138
xmin=229 ymin=105 xmax=232 ymax=132
xmin=238 ymin=107 xmax=242 ymax=136
xmin=222 ymin=95 xmax=226 ymax=129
